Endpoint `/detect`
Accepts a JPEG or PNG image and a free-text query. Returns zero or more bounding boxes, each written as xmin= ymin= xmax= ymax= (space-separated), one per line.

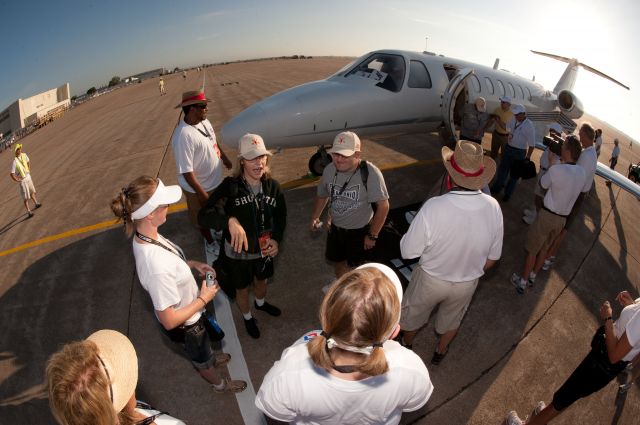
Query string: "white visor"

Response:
xmin=130 ymin=179 xmax=182 ymax=220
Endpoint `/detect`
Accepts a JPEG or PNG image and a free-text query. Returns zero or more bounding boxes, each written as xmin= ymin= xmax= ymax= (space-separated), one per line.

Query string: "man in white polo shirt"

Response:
xmin=398 ymin=141 xmax=503 ymax=365
xmin=511 ymin=136 xmax=585 ymax=294
xmin=172 ymin=89 xmax=232 ymax=256
xmin=543 ymin=122 xmax=598 ymax=270
xmin=490 ymin=104 xmax=535 ymax=202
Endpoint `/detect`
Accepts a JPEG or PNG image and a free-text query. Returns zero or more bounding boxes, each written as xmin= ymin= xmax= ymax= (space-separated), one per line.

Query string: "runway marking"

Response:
xmin=0 ymin=157 xmax=440 ymax=258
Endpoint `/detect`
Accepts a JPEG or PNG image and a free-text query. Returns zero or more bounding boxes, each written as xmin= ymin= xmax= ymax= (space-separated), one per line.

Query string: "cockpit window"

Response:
xmin=408 ymin=60 xmax=432 ymax=88
xmin=346 ymin=53 xmax=406 ymax=92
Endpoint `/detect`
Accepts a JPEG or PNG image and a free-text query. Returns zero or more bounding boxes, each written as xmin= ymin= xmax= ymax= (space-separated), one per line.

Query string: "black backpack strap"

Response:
xmin=359 ymin=160 xmax=369 ymax=190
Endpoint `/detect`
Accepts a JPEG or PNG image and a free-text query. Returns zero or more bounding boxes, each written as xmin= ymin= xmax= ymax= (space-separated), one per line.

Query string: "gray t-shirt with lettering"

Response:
xmin=318 ymin=161 xmax=389 ymax=229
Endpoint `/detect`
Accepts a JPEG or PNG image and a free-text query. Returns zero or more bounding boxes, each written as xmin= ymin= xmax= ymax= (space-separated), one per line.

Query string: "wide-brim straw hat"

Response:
xmin=442 ymin=141 xmax=496 ymax=190
xmin=175 ymin=90 xmax=211 ymax=108
xmin=87 ymin=329 xmax=138 ymax=413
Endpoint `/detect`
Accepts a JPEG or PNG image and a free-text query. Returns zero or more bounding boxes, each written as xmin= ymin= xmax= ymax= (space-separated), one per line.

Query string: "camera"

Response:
xmin=542 ymin=134 xmax=564 ymax=157
xmin=205 ymin=271 xmax=215 ymax=287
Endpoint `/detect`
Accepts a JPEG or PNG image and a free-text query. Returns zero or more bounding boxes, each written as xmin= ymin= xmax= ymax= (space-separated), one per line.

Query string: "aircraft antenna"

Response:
xmin=531 ymin=50 xmax=629 ymax=91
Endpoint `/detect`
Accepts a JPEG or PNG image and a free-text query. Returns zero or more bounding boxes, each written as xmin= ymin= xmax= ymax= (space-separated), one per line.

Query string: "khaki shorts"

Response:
xmin=19 ymin=175 xmax=36 ymax=200
xmin=525 ymin=208 xmax=566 ymax=255
xmin=400 ymin=266 xmax=478 ymax=334
xmin=184 ymin=189 xmax=214 ymax=226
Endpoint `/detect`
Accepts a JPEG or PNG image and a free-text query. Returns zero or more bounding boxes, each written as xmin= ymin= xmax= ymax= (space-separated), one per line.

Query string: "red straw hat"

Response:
xmin=175 ymin=89 xmax=211 ymax=108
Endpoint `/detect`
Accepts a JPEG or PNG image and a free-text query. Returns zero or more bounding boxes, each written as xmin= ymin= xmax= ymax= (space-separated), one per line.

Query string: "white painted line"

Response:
xmin=206 ymin=247 xmax=266 ymax=425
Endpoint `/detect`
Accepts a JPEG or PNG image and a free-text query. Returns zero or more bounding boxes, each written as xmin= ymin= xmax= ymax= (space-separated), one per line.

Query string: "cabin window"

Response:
xmin=516 ymin=85 xmax=524 ymax=99
xmin=525 ymin=87 xmax=532 ymax=101
xmin=484 ymin=77 xmax=494 ymax=94
xmin=507 ymin=82 xmax=515 ymax=98
xmin=469 ymin=75 xmax=481 ymax=93
xmin=496 ymin=80 xmax=505 ymax=96
xmin=346 ymin=53 xmax=405 ymax=92
xmin=408 ymin=60 xmax=432 ymax=88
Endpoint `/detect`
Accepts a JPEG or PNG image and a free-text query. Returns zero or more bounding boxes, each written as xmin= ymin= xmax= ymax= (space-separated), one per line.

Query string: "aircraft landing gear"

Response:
xmin=308 ymin=145 xmax=332 ymax=176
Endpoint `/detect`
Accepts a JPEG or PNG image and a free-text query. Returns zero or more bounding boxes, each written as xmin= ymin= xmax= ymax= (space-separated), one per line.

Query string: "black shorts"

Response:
xmin=551 ymin=349 xmax=626 ymax=411
xmin=325 ymin=223 xmax=369 ymax=267
xmin=226 ymin=255 xmax=274 ymax=290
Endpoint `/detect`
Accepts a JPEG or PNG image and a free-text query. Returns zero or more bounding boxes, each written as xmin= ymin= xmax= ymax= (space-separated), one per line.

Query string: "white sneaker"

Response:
xmin=511 ymin=273 xmax=526 ymax=295
xmin=505 ymin=411 xmax=524 ymax=425
xmin=528 ymin=273 xmax=536 ymax=287
xmin=542 ymin=256 xmax=556 ymax=271
xmin=522 ymin=213 xmax=536 ymax=225
xmin=531 ymin=400 xmax=546 ymax=418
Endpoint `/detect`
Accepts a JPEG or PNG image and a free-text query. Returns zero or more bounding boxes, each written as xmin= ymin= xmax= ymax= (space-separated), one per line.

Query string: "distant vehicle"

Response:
xmin=629 ymin=163 xmax=640 ymax=183
xmin=221 ymin=49 xmax=628 ymax=176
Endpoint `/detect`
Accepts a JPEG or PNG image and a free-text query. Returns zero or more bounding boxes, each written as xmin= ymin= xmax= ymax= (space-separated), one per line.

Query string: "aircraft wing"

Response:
xmin=595 ymin=162 xmax=640 ymax=199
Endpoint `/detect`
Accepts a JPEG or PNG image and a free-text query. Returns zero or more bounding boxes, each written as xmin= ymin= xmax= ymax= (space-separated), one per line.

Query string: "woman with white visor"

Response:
xmin=111 ymin=176 xmax=246 ymax=393
xmin=256 ymin=263 xmax=434 ymax=424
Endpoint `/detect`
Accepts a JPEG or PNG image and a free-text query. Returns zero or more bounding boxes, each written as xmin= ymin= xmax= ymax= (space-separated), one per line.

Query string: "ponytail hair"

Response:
xmin=307 ymin=267 xmax=400 ymax=377
xmin=110 ymin=176 xmax=158 ymax=237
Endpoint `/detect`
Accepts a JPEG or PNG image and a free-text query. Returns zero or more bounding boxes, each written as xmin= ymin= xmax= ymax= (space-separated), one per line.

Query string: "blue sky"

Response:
xmin=1 ymin=0 xmax=638 ymax=140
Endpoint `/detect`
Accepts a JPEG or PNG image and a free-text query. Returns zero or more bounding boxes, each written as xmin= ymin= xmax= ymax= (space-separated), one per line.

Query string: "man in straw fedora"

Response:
xmin=171 ymin=89 xmax=232 ymax=257
xmin=397 ymin=140 xmax=503 ymax=365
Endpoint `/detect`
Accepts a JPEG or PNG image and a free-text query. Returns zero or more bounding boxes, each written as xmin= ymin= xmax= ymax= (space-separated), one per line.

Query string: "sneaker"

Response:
xmin=244 ymin=317 xmax=260 ymax=339
xmin=530 ymin=400 xmax=546 ymax=418
xmin=510 ymin=273 xmax=525 ymax=295
xmin=431 ymin=347 xmax=448 ymax=365
xmin=212 ymin=377 xmax=247 ymax=393
xmin=254 ymin=300 xmax=281 ymax=316
xmin=34 ymin=203 xmax=42 ymax=209
xmin=505 ymin=411 xmax=524 ymax=425
xmin=527 ymin=273 xmax=536 ymax=288
xmin=522 ymin=214 xmax=536 ymax=225
xmin=213 ymin=353 xmax=231 ymax=367
xmin=27 ymin=211 xmax=34 ymax=218
xmin=542 ymin=257 xmax=556 ymax=271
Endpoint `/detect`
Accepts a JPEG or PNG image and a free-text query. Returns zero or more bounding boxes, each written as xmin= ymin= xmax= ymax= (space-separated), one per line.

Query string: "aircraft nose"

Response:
xmin=220 ymin=105 xmax=269 ymax=148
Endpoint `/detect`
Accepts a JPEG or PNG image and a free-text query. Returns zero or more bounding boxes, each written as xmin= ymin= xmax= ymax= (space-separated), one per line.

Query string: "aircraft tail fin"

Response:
xmin=531 ymin=50 xmax=629 ymax=92
xmin=493 ymin=58 xmax=499 ymax=70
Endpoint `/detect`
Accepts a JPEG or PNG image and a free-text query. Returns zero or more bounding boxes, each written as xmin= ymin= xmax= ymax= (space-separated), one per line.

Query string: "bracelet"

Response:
xmin=603 ymin=316 xmax=612 ymax=323
xmin=197 ymin=296 xmax=207 ymax=307
xmin=367 ymin=233 xmax=378 ymax=240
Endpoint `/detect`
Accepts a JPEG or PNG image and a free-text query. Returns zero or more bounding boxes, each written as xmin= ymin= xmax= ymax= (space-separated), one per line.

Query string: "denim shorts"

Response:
xmin=183 ymin=316 xmax=216 ymax=370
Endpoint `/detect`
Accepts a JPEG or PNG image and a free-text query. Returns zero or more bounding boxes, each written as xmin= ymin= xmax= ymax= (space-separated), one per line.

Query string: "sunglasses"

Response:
xmin=193 ymin=104 xmax=208 ymax=109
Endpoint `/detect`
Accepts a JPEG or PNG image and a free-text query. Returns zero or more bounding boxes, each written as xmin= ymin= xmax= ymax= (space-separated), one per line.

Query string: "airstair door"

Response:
xmin=440 ymin=68 xmax=474 ymax=143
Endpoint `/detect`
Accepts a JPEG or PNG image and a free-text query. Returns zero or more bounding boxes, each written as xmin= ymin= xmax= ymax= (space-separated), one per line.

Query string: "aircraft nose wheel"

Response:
xmin=308 ymin=149 xmax=332 ymax=176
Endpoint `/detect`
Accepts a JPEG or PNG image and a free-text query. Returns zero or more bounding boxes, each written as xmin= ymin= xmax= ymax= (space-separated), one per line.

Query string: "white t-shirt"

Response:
xmin=400 ymin=191 xmax=503 ymax=282
xmin=171 ymin=118 xmax=223 ymax=193
xmin=507 ymin=117 xmax=535 ymax=150
xmin=595 ymin=136 xmax=603 ymax=152
xmin=614 ymin=303 xmax=640 ymax=362
xmin=577 ymin=145 xmax=597 ymax=193
xmin=540 ymin=163 xmax=586 ymax=216
xmin=132 ymin=235 xmax=201 ymax=326
xmin=256 ymin=331 xmax=433 ymax=425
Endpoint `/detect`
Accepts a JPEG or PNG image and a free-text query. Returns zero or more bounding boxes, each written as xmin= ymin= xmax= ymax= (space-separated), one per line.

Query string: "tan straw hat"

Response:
xmin=441 ymin=140 xmax=496 ymax=190
xmin=175 ymin=89 xmax=211 ymax=108
xmin=238 ymin=133 xmax=272 ymax=160
xmin=87 ymin=329 xmax=138 ymax=413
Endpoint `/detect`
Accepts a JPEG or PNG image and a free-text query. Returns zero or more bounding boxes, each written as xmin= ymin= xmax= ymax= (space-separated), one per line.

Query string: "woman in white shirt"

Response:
xmin=256 ymin=263 xmax=433 ymax=424
xmin=110 ymin=175 xmax=245 ymax=393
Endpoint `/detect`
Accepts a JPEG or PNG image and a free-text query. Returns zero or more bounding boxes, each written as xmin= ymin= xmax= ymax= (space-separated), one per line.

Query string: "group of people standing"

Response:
xmin=43 ymin=88 xmax=640 ymax=425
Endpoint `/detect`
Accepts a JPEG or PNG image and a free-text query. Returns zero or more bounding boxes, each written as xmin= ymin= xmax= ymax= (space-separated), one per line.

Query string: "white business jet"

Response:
xmin=220 ymin=49 xmax=638 ymax=197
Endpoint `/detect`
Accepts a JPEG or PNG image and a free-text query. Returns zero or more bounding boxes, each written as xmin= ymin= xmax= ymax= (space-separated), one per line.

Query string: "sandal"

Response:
xmin=431 ymin=347 xmax=448 ymax=365
xmin=212 ymin=377 xmax=247 ymax=393
xmin=213 ymin=352 xmax=231 ymax=367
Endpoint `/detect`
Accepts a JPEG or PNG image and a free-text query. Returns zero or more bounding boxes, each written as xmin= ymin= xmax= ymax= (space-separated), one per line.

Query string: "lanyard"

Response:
xmin=329 ymin=166 xmax=359 ymax=210
xmin=135 ymin=232 xmax=186 ymax=262
xmin=243 ymin=178 xmax=266 ymax=231
xmin=193 ymin=123 xmax=213 ymax=140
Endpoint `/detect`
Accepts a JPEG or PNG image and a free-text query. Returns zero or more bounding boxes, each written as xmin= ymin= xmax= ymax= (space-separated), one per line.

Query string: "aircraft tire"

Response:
xmin=308 ymin=151 xmax=332 ymax=176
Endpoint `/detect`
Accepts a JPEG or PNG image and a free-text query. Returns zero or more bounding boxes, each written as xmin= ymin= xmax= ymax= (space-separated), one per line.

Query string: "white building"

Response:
xmin=0 ymin=83 xmax=71 ymax=136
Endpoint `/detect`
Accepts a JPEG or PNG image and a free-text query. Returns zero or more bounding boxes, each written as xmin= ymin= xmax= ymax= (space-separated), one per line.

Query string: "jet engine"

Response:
xmin=556 ymin=89 xmax=584 ymax=119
